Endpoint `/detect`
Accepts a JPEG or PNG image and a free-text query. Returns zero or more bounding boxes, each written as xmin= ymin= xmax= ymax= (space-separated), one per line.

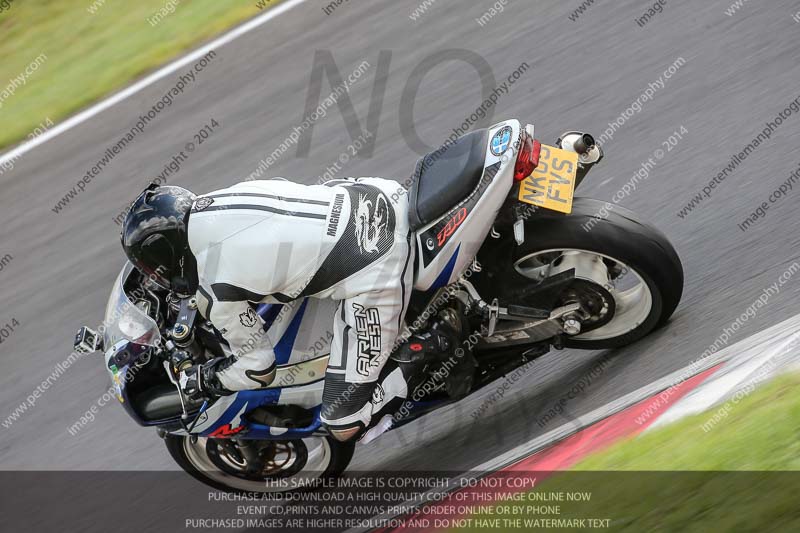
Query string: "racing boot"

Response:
xmin=391 ymin=305 xmax=477 ymax=400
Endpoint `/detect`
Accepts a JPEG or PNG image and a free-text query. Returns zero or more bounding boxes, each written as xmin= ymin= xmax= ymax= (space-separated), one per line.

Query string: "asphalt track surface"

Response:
xmin=1 ymin=0 xmax=800 ymax=480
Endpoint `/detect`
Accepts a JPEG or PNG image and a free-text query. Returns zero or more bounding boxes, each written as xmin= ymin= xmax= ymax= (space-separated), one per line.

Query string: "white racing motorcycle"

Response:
xmin=76 ymin=119 xmax=682 ymax=492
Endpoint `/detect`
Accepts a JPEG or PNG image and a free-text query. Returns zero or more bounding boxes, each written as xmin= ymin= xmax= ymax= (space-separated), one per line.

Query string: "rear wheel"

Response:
xmin=165 ymin=434 xmax=355 ymax=494
xmin=507 ymin=198 xmax=683 ymax=349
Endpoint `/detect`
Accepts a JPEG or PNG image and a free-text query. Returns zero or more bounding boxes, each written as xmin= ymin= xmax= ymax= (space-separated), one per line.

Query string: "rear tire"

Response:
xmin=502 ymin=198 xmax=683 ymax=350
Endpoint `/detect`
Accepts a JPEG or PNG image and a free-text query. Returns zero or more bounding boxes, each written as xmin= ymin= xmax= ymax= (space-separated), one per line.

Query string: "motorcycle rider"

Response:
xmin=120 ymin=131 xmax=602 ymax=443
xmin=121 ymin=177 xmax=417 ymax=442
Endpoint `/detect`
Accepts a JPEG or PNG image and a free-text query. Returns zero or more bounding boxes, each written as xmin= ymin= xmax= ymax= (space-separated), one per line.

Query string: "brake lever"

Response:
xmin=163 ymin=360 xmax=212 ymax=435
xmin=163 ymin=360 xmax=190 ymax=420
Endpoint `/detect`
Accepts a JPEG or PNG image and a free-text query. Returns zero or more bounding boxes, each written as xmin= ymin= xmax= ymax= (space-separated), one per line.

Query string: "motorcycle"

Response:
xmin=75 ymin=119 xmax=683 ymax=493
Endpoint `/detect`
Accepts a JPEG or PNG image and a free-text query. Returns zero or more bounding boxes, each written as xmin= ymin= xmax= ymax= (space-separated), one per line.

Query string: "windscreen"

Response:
xmin=102 ymin=264 xmax=161 ymax=349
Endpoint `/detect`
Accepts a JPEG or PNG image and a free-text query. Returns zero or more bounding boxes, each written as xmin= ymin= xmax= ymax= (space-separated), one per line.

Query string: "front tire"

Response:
xmin=165 ymin=434 xmax=355 ymax=494
xmin=491 ymin=198 xmax=683 ymax=350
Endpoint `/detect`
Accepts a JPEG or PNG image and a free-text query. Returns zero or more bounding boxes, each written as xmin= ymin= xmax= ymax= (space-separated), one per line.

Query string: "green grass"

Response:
xmin=0 ymin=0 xmax=280 ymax=149
xmin=574 ymin=372 xmax=800 ymax=471
xmin=457 ymin=373 xmax=800 ymax=532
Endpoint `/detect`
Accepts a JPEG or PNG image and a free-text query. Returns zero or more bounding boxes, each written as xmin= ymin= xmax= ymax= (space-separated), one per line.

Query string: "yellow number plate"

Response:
xmin=518 ymin=144 xmax=578 ymax=214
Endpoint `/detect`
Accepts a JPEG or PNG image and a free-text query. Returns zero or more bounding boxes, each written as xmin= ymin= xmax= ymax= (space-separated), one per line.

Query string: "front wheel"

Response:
xmin=506 ymin=198 xmax=683 ymax=350
xmin=165 ymin=434 xmax=355 ymax=494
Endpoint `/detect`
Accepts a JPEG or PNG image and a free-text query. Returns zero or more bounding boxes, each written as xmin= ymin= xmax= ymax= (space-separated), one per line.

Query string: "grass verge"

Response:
xmin=457 ymin=373 xmax=800 ymax=531
xmin=0 ymin=0 xmax=281 ymax=149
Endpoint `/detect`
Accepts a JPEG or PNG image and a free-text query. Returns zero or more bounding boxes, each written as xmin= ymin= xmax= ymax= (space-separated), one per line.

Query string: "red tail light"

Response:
xmin=514 ymin=132 xmax=541 ymax=181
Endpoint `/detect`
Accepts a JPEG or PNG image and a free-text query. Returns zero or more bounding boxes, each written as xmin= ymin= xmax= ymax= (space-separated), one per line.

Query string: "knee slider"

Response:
xmin=244 ymin=363 xmax=277 ymax=388
xmin=326 ymin=423 xmax=364 ymax=442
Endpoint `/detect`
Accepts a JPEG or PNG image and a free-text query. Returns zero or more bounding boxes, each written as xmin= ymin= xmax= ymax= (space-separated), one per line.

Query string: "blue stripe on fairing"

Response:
xmin=202 ymin=394 xmax=247 ymax=436
xmin=274 ymin=298 xmax=309 ymax=364
xmin=240 ymin=388 xmax=281 ymax=406
xmin=201 ymin=389 xmax=283 ymax=437
xmin=257 ymin=303 xmax=283 ymax=331
xmin=428 ymin=245 xmax=460 ymax=292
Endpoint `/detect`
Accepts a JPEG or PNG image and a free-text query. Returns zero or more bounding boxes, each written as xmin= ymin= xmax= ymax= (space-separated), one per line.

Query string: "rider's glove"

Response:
xmin=178 ymin=357 xmax=233 ymax=399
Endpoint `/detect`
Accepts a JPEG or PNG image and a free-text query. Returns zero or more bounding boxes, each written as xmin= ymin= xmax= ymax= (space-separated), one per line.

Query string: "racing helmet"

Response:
xmin=121 ymin=183 xmax=198 ymax=295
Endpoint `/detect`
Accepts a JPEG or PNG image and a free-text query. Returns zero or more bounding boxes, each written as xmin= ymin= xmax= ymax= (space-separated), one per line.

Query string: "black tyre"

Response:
xmin=165 ymin=434 xmax=355 ymax=494
xmin=510 ymin=197 xmax=683 ymax=350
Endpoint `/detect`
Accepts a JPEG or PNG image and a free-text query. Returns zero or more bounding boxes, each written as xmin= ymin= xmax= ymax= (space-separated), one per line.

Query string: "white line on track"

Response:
xmin=0 ymin=0 xmax=309 ymax=167
xmin=647 ymin=324 xmax=800 ymax=429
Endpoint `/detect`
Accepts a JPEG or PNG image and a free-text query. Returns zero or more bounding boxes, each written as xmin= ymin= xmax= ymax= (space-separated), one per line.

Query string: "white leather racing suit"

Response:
xmin=187 ymin=177 xmax=414 ymax=438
